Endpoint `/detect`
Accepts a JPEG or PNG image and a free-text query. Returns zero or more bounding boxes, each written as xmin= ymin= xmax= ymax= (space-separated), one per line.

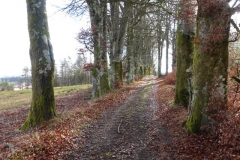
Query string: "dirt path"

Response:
xmin=62 ymin=76 xmax=171 ymax=159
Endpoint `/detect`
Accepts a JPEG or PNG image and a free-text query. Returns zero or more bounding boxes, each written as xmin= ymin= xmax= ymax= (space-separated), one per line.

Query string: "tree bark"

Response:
xmin=186 ymin=0 xmax=230 ymax=132
xmin=87 ymin=0 xmax=110 ymax=98
xmin=165 ymin=14 xmax=170 ymax=75
xmin=172 ymin=18 xmax=177 ymax=70
xmin=99 ymin=0 xmax=111 ymax=94
xmin=21 ymin=0 xmax=56 ymax=130
xmin=126 ymin=21 xmax=135 ymax=84
xmin=109 ymin=2 xmax=130 ymax=88
xmin=174 ymin=27 xmax=193 ymax=107
xmin=174 ymin=1 xmax=194 ymax=107
xmin=157 ymin=16 xmax=163 ymax=77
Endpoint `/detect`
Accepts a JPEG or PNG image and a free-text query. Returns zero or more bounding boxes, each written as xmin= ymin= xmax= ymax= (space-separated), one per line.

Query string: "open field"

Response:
xmin=0 ymin=84 xmax=91 ymax=111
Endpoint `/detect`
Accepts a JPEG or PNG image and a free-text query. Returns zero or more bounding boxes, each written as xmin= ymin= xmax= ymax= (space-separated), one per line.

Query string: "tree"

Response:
xmin=86 ymin=0 xmax=110 ymax=98
xmin=21 ymin=0 xmax=56 ymax=130
xmin=0 ymin=81 xmax=14 ymax=91
xmin=125 ymin=1 xmax=153 ymax=83
xmin=165 ymin=14 xmax=170 ymax=75
xmin=64 ymin=0 xmax=175 ymax=92
xmin=174 ymin=0 xmax=195 ymax=107
xmin=22 ymin=66 xmax=30 ymax=87
xmin=109 ymin=1 xmax=131 ymax=88
xmin=156 ymin=12 xmax=164 ymax=77
xmin=186 ymin=0 xmax=240 ymax=132
xmin=125 ymin=22 xmax=135 ymax=84
xmin=54 ymin=64 xmax=60 ymax=87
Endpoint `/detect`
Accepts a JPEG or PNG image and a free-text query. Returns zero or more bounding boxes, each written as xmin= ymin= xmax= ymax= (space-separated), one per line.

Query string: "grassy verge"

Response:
xmin=0 ymin=84 xmax=91 ymax=111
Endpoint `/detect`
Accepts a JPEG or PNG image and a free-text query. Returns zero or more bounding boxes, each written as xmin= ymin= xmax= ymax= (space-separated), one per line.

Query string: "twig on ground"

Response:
xmin=118 ymin=119 xmax=123 ymax=134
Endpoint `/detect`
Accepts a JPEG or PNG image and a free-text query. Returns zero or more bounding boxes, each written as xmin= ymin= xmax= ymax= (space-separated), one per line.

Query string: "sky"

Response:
xmin=0 ymin=0 xmax=90 ymax=78
xmin=0 ymin=1 xmax=239 ymax=78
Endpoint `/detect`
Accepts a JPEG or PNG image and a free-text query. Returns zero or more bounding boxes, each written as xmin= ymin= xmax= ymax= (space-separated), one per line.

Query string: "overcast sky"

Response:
xmin=0 ymin=1 xmax=239 ymax=78
xmin=0 ymin=0 xmax=90 ymax=78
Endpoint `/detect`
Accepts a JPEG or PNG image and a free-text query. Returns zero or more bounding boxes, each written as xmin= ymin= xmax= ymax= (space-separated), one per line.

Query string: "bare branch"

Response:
xmin=231 ymin=3 xmax=240 ymax=15
xmin=231 ymin=0 xmax=239 ymax=8
xmin=229 ymin=19 xmax=240 ymax=42
xmin=231 ymin=19 xmax=240 ymax=33
xmin=61 ymin=0 xmax=88 ymax=17
xmin=232 ymin=76 xmax=240 ymax=84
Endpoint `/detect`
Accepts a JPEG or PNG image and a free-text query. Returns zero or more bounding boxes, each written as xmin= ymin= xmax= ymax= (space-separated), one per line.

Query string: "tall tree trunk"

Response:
xmin=100 ymin=0 xmax=111 ymax=94
xmin=87 ymin=0 xmax=110 ymax=98
xmin=172 ymin=18 xmax=177 ymax=70
xmin=186 ymin=0 xmax=230 ymax=132
xmin=174 ymin=23 xmax=193 ymax=107
xmin=174 ymin=0 xmax=194 ymax=107
xmin=157 ymin=17 xmax=163 ymax=77
xmin=126 ymin=23 xmax=135 ymax=84
xmin=110 ymin=2 xmax=130 ymax=88
xmin=165 ymin=15 xmax=170 ymax=75
xmin=21 ymin=0 xmax=56 ymax=130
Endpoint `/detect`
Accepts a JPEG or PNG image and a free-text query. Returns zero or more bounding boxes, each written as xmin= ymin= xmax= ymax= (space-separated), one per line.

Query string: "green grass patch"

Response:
xmin=0 ymin=84 xmax=91 ymax=111
xmin=54 ymin=84 xmax=91 ymax=97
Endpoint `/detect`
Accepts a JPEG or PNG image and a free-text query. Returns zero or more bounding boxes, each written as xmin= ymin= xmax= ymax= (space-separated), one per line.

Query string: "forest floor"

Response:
xmin=62 ymin=76 xmax=171 ymax=159
xmin=0 ymin=75 xmax=240 ymax=159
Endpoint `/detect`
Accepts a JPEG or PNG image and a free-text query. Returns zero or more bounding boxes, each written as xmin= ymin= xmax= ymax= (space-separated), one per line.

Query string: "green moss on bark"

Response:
xmin=139 ymin=66 xmax=143 ymax=79
xmin=21 ymin=0 xmax=56 ymax=130
xmin=186 ymin=2 xmax=230 ymax=132
xmin=113 ymin=61 xmax=123 ymax=87
xmin=100 ymin=67 xmax=111 ymax=95
xmin=174 ymin=29 xmax=193 ymax=107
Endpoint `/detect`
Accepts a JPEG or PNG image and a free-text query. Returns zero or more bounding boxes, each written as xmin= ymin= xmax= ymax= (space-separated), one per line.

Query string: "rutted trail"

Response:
xmin=63 ymin=76 xmax=170 ymax=159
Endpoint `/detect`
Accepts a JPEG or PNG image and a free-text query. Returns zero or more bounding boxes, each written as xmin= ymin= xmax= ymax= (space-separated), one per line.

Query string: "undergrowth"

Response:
xmin=163 ymin=70 xmax=176 ymax=85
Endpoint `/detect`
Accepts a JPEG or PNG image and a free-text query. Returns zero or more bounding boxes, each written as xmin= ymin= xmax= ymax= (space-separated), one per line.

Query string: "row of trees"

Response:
xmin=1 ymin=57 xmax=91 ymax=92
xmin=20 ymin=0 xmax=240 ymax=132
xmin=70 ymin=0 xmax=240 ymax=132
xmin=54 ymin=56 xmax=92 ymax=87
xmin=70 ymin=0 xmax=178 ymax=97
xmin=0 ymin=67 xmax=31 ymax=91
xmin=174 ymin=0 xmax=240 ymax=132
xmin=18 ymin=56 xmax=91 ymax=89
xmin=21 ymin=0 xmax=175 ymax=129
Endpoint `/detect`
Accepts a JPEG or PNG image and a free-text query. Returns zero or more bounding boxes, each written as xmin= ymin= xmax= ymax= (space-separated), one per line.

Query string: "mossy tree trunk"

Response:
xmin=99 ymin=0 xmax=111 ymax=94
xmin=126 ymin=24 xmax=135 ymax=84
xmin=87 ymin=0 xmax=110 ymax=98
xmin=142 ymin=27 xmax=153 ymax=76
xmin=109 ymin=2 xmax=130 ymax=88
xmin=157 ymin=35 xmax=164 ymax=77
xmin=157 ymin=9 xmax=164 ymax=77
xmin=21 ymin=0 xmax=56 ymax=130
xmin=174 ymin=29 xmax=193 ymax=107
xmin=186 ymin=1 xmax=231 ymax=132
xmin=165 ymin=17 xmax=170 ymax=75
xmin=133 ymin=21 xmax=144 ymax=81
xmin=134 ymin=53 xmax=140 ymax=80
xmin=174 ymin=4 xmax=194 ymax=107
xmin=172 ymin=18 xmax=177 ymax=70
